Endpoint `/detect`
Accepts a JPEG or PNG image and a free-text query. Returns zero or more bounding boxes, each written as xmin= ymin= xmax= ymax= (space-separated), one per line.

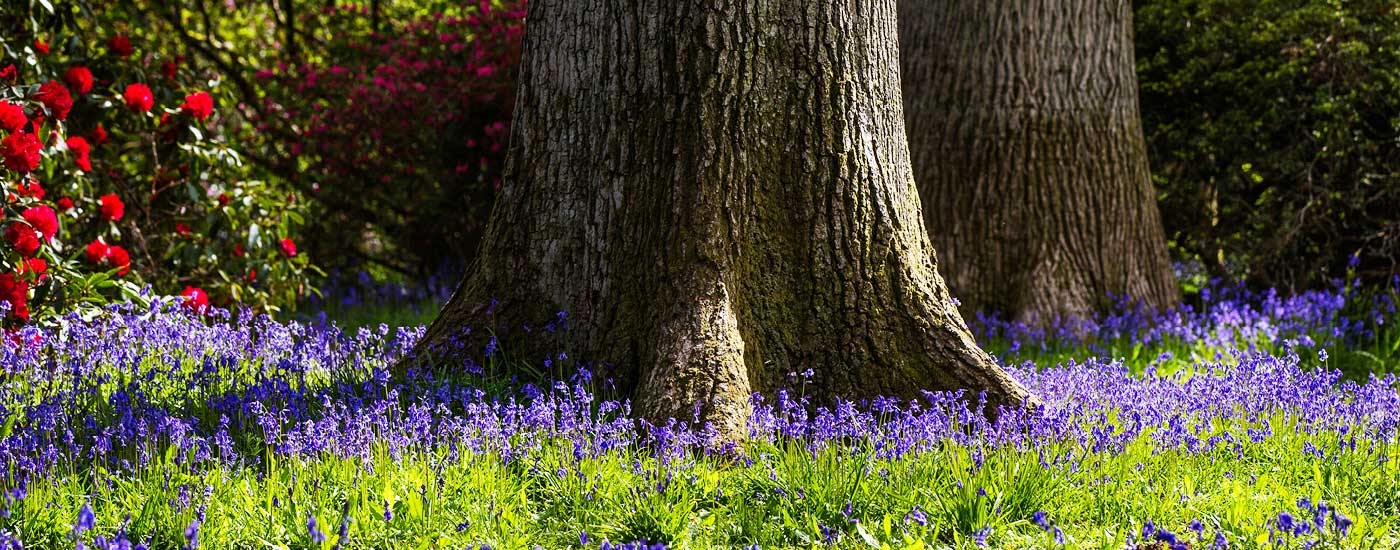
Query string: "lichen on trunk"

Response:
xmin=413 ymin=0 xmax=1033 ymax=441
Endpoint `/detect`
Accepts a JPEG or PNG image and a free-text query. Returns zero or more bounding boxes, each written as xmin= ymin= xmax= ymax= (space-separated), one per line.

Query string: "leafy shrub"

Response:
xmin=0 ymin=2 xmax=317 ymax=321
xmin=1137 ymin=0 xmax=1400 ymax=290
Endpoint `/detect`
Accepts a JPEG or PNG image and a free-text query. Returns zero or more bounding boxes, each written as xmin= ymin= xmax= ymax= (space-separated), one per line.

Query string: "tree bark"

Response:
xmin=899 ymin=0 xmax=1179 ymax=324
xmin=414 ymin=0 xmax=1032 ymax=441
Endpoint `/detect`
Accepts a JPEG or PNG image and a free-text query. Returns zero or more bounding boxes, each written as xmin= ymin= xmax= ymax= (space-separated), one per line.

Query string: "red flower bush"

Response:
xmin=32 ymin=39 xmax=48 ymax=55
xmin=65 ymin=135 xmax=91 ymax=171
xmin=35 ymin=81 xmax=73 ymax=120
xmin=98 ymin=193 xmax=124 ymax=221
xmin=122 ymin=83 xmax=154 ymax=112
xmin=21 ymin=206 xmax=58 ymax=241
xmin=4 ymin=224 xmax=39 ymax=256
xmin=63 ymin=66 xmax=93 ymax=96
xmin=180 ymin=91 xmax=214 ymax=120
xmin=107 ymin=35 xmax=133 ymax=58
xmin=1 ymin=132 xmax=41 ymax=173
xmin=0 ymin=273 xmax=30 ymax=320
xmin=0 ymin=3 xmax=320 ymax=322
xmin=0 ymin=101 xmax=25 ymax=132
xmin=279 ymin=237 xmax=296 ymax=257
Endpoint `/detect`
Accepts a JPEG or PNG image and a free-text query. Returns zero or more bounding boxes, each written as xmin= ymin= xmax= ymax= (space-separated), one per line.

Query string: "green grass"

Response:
xmin=13 ymin=419 xmax=1397 ymax=548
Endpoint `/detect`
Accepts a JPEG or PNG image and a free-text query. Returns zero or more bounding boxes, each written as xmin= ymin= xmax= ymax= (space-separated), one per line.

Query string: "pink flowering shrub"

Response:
xmin=0 ymin=17 xmax=317 ymax=322
xmin=253 ymin=1 xmax=523 ymax=275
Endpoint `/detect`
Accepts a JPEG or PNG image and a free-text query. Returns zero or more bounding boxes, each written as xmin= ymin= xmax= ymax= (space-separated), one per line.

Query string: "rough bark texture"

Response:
xmin=899 ymin=0 xmax=1179 ymax=324
xmin=415 ymin=0 xmax=1032 ymax=440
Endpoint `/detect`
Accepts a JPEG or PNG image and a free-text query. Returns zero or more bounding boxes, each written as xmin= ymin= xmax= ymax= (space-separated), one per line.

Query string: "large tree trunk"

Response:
xmin=899 ymin=0 xmax=1179 ymax=324
xmin=414 ymin=0 xmax=1032 ymax=440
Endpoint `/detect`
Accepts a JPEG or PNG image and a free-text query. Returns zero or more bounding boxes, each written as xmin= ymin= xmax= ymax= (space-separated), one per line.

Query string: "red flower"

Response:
xmin=21 ymin=206 xmax=58 ymax=241
xmin=84 ymin=240 xmax=130 ymax=276
xmin=15 ymin=179 xmax=43 ymax=200
xmin=56 ymin=197 xmax=74 ymax=211
xmin=180 ymin=91 xmax=214 ymax=120
xmin=232 ymin=242 xmax=244 ymax=257
xmin=218 ymin=193 xmax=230 ymax=207
xmin=0 ymin=132 xmax=41 ymax=173
xmin=98 ymin=193 xmax=124 ymax=221
xmin=122 ymin=83 xmax=154 ymax=112
xmin=35 ymin=81 xmax=72 ymax=121
xmin=90 ymin=123 xmax=108 ymax=145
xmin=84 ymin=239 xmax=108 ymax=264
xmin=19 ymin=257 xmax=47 ymax=282
xmin=279 ymin=238 xmax=297 ymax=257
xmin=0 ymin=65 xmax=15 ymax=82
xmin=0 ymin=101 xmax=25 ymax=133
xmin=4 ymin=224 xmax=39 ymax=256
xmin=105 ymin=245 xmax=131 ymax=276
xmin=0 ymin=272 xmax=30 ymax=321
xmin=66 ymin=135 xmax=91 ymax=171
xmin=180 ymin=286 xmax=209 ymax=313
xmin=63 ymin=66 xmax=93 ymax=96
xmin=32 ymin=39 xmax=48 ymax=55
xmin=107 ymin=35 xmax=133 ymax=58
xmin=175 ymin=222 xmax=191 ymax=236
xmin=161 ymin=60 xmax=178 ymax=79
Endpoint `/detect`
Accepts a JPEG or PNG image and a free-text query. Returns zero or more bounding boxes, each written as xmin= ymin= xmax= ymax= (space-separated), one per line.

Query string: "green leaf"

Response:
xmin=857 ymin=521 xmax=881 ymax=548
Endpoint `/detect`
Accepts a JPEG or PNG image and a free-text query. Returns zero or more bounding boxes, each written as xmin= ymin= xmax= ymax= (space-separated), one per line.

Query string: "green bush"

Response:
xmin=1137 ymin=0 xmax=1400 ymax=289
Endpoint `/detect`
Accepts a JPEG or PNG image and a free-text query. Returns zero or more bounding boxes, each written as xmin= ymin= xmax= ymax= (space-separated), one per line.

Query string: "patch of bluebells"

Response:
xmin=0 ymin=299 xmax=1395 ymax=545
xmin=971 ymin=277 xmax=1399 ymax=359
xmin=1271 ymin=497 xmax=1355 ymax=548
xmin=307 ymin=266 xmax=459 ymax=313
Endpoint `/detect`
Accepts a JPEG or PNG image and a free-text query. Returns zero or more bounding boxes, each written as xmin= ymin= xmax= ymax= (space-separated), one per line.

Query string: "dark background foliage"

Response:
xmin=1137 ymin=0 xmax=1400 ymax=290
xmin=249 ymin=3 xmax=524 ymax=279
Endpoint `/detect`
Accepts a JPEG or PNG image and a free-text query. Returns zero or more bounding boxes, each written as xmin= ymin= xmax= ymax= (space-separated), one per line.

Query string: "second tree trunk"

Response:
xmin=899 ymin=0 xmax=1179 ymax=323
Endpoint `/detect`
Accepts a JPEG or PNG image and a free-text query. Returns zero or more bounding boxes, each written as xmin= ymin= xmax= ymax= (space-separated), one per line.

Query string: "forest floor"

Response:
xmin=1 ymin=280 xmax=1398 ymax=549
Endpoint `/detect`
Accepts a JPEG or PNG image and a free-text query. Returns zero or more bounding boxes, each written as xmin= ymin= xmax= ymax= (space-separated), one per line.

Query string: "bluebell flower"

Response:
xmin=904 ymin=507 xmax=927 ymax=527
xmin=75 ymin=504 xmax=96 ymax=534
xmin=307 ymin=514 xmax=326 ymax=543
xmin=1332 ymin=510 xmax=1353 ymax=536
xmin=182 ymin=519 xmax=200 ymax=550
xmin=972 ymin=526 xmax=991 ymax=547
xmin=1032 ymin=510 xmax=1051 ymax=531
